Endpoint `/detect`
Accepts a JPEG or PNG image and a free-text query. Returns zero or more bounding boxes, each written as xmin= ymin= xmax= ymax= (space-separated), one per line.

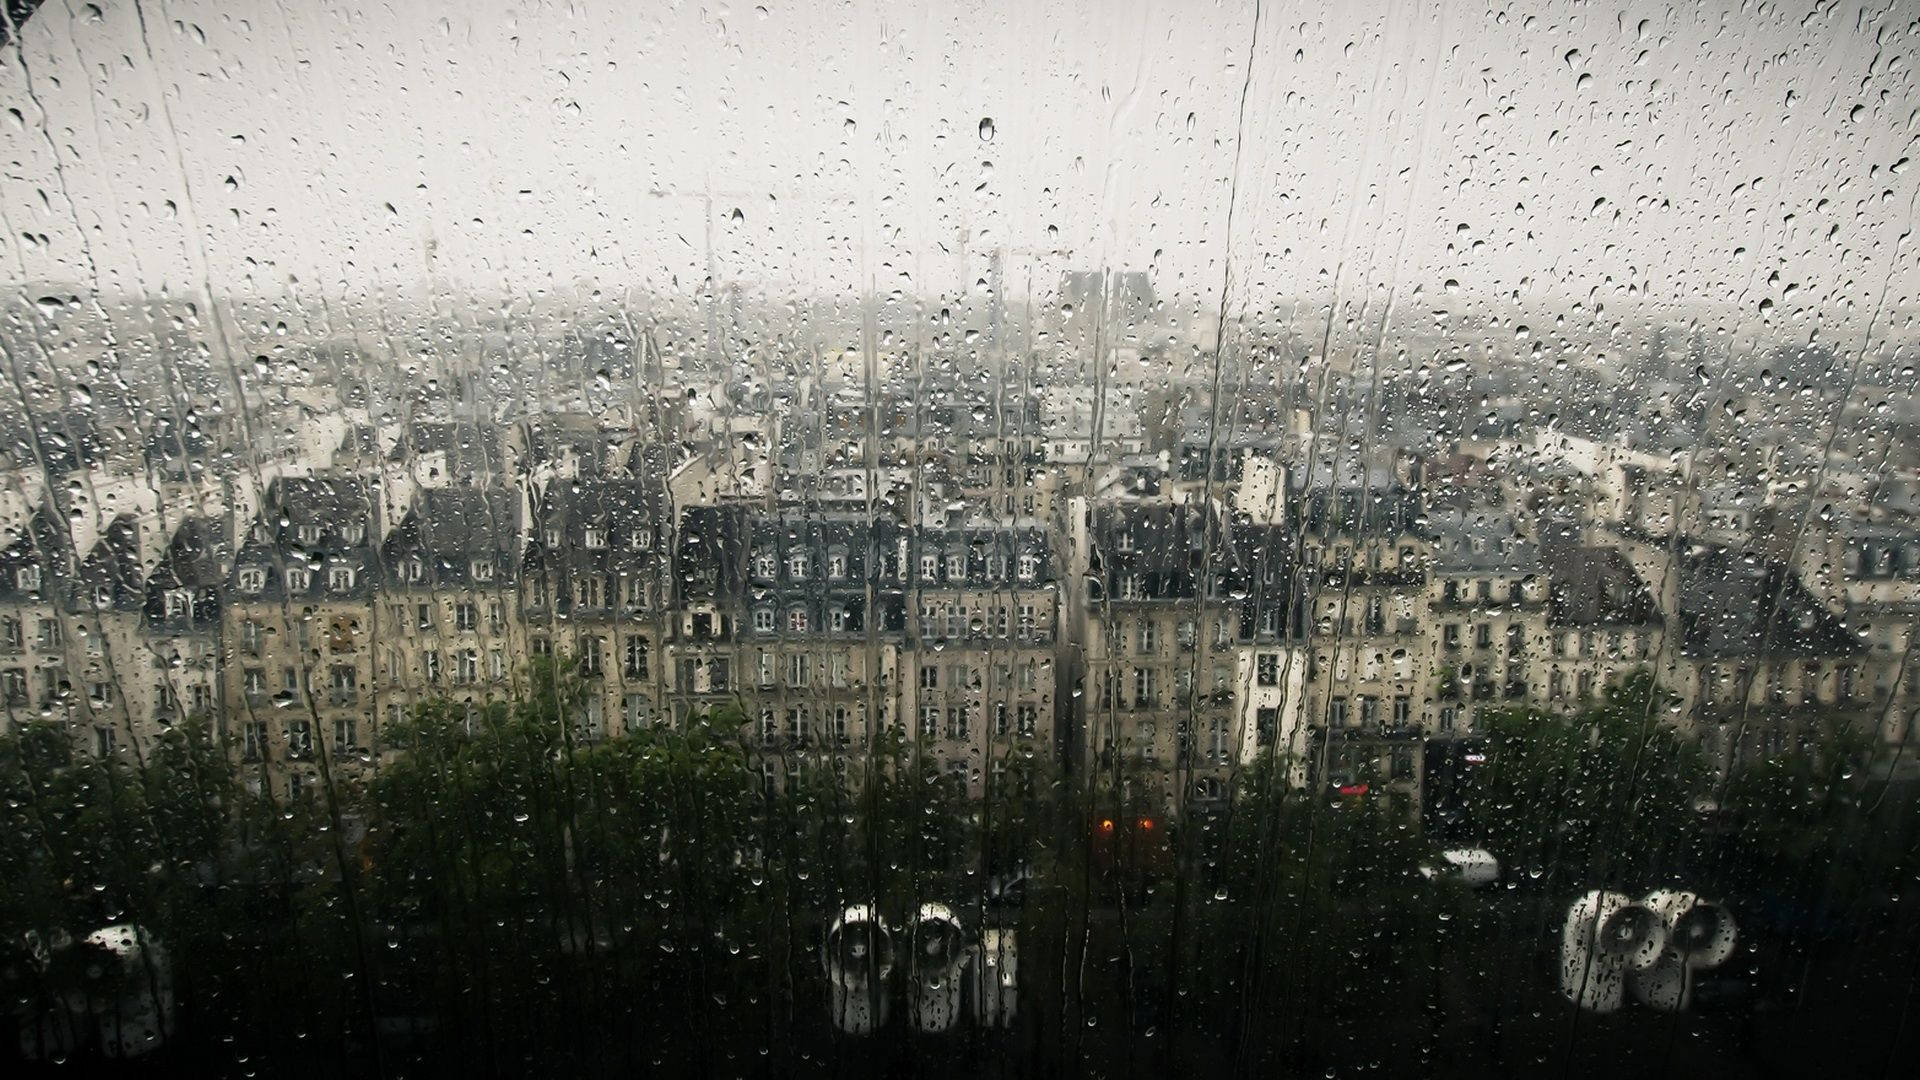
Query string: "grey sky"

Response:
xmin=2 ymin=0 xmax=1916 ymax=336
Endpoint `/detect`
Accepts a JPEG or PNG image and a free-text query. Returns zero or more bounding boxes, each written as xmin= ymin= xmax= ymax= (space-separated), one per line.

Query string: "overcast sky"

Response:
xmin=2 ymin=0 xmax=1916 ymax=340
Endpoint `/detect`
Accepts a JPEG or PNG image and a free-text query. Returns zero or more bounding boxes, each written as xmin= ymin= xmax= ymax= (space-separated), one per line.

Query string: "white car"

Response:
xmin=1418 ymin=848 xmax=1501 ymax=888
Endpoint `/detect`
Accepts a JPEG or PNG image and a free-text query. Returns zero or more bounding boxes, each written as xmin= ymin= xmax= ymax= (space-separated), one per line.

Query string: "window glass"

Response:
xmin=1 ymin=1 xmax=1917 ymax=1075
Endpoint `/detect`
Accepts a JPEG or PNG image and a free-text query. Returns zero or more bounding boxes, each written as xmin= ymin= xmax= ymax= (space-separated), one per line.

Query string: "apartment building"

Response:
xmin=902 ymin=522 xmax=1057 ymax=795
xmin=376 ymin=488 xmax=524 ymax=734
xmin=522 ymin=479 xmax=670 ymax=740
xmin=1223 ymin=522 xmax=1310 ymax=796
xmin=223 ymin=476 xmax=384 ymax=796
xmin=140 ymin=516 xmax=228 ymax=747
xmin=1 ymin=507 xmax=83 ymax=743
xmin=1295 ymin=484 xmax=1434 ymax=817
xmin=1428 ymin=515 xmax=1544 ymax=731
xmin=1082 ymin=501 xmax=1238 ymax=810
xmin=1673 ymin=544 xmax=1871 ymax=770
xmin=1539 ymin=545 xmax=1664 ymax=710
xmin=738 ymin=513 xmax=908 ymax=786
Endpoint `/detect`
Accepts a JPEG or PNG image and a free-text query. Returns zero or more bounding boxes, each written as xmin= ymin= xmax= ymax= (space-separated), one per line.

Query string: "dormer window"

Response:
xmin=285 ymin=567 xmax=311 ymax=592
xmin=788 ymin=552 xmax=810 ymax=580
xmin=164 ymin=589 xmax=191 ymax=618
xmin=329 ymin=567 xmax=356 ymax=592
xmin=238 ymin=567 xmax=266 ymax=594
xmin=787 ymin=606 xmax=810 ymax=633
xmin=946 ymin=552 xmax=966 ymax=580
xmin=471 ymin=561 xmax=495 ymax=582
xmin=341 ymin=524 xmax=365 ymax=545
xmin=545 ymin=528 xmax=562 ymax=547
xmin=1017 ymin=554 xmax=1039 ymax=581
xmin=755 ymin=552 xmax=777 ymax=580
xmin=628 ymin=529 xmax=652 ymax=551
xmin=16 ymin=566 xmax=41 ymax=592
xmin=94 ymin=585 xmax=114 ymax=608
xmin=828 ymin=552 xmax=848 ymax=580
xmin=404 ymin=558 xmax=425 ymax=584
xmin=583 ymin=525 xmax=606 ymax=549
xmin=298 ymin=524 xmax=322 ymax=545
xmin=753 ymin=607 xmax=775 ymax=633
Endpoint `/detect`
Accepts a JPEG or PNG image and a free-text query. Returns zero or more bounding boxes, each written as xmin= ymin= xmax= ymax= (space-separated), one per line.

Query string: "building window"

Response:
xmin=945 ymin=706 xmax=971 ymax=741
xmin=787 ymin=607 xmax=810 ymax=633
xmin=623 ymin=694 xmax=651 ymax=730
xmin=575 ymin=575 xmax=603 ymax=608
xmin=788 ymin=552 xmax=810 ymax=580
xmin=786 ymin=653 xmax=811 ymax=687
xmin=36 ymin=618 xmax=62 ymax=650
xmin=1393 ymin=695 xmax=1411 ymax=726
xmin=919 ymin=664 xmax=938 ymax=690
xmin=285 ymin=567 xmax=311 ymax=592
xmin=579 ymin=636 xmax=604 ymax=677
xmin=455 ymin=602 xmax=478 ymax=631
xmin=287 ymin=720 xmax=314 ymax=761
xmin=334 ymin=715 xmax=359 ymax=754
xmin=1329 ymin=696 xmax=1349 ymax=727
xmin=16 ymin=565 xmax=42 ymax=591
xmin=624 ymin=636 xmax=650 ymax=680
xmin=1016 ymin=704 xmax=1038 ymax=738
xmin=1138 ymin=620 xmax=1157 ymax=654
xmin=1257 ymin=653 xmax=1279 ymax=687
xmin=753 ymin=607 xmax=775 ymax=633
xmin=329 ymin=566 xmax=356 ymax=592
xmin=1256 ymin=707 xmax=1278 ymax=747
xmin=755 ymin=552 xmax=778 ymax=580
xmin=583 ymin=526 xmax=606 ymax=549
xmin=330 ymin=665 xmax=357 ymax=703
xmin=1133 ymin=667 xmax=1158 ymax=709
xmin=472 ymin=560 xmax=495 ymax=582
xmin=242 ymin=721 xmax=267 ymax=761
xmin=455 ymin=650 xmax=479 ymax=685
xmin=1017 ymin=554 xmax=1039 ymax=581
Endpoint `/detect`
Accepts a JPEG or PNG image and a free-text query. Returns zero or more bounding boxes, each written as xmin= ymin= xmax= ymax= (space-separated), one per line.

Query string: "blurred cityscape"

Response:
xmin=3 ymin=273 xmax=1916 ymax=818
